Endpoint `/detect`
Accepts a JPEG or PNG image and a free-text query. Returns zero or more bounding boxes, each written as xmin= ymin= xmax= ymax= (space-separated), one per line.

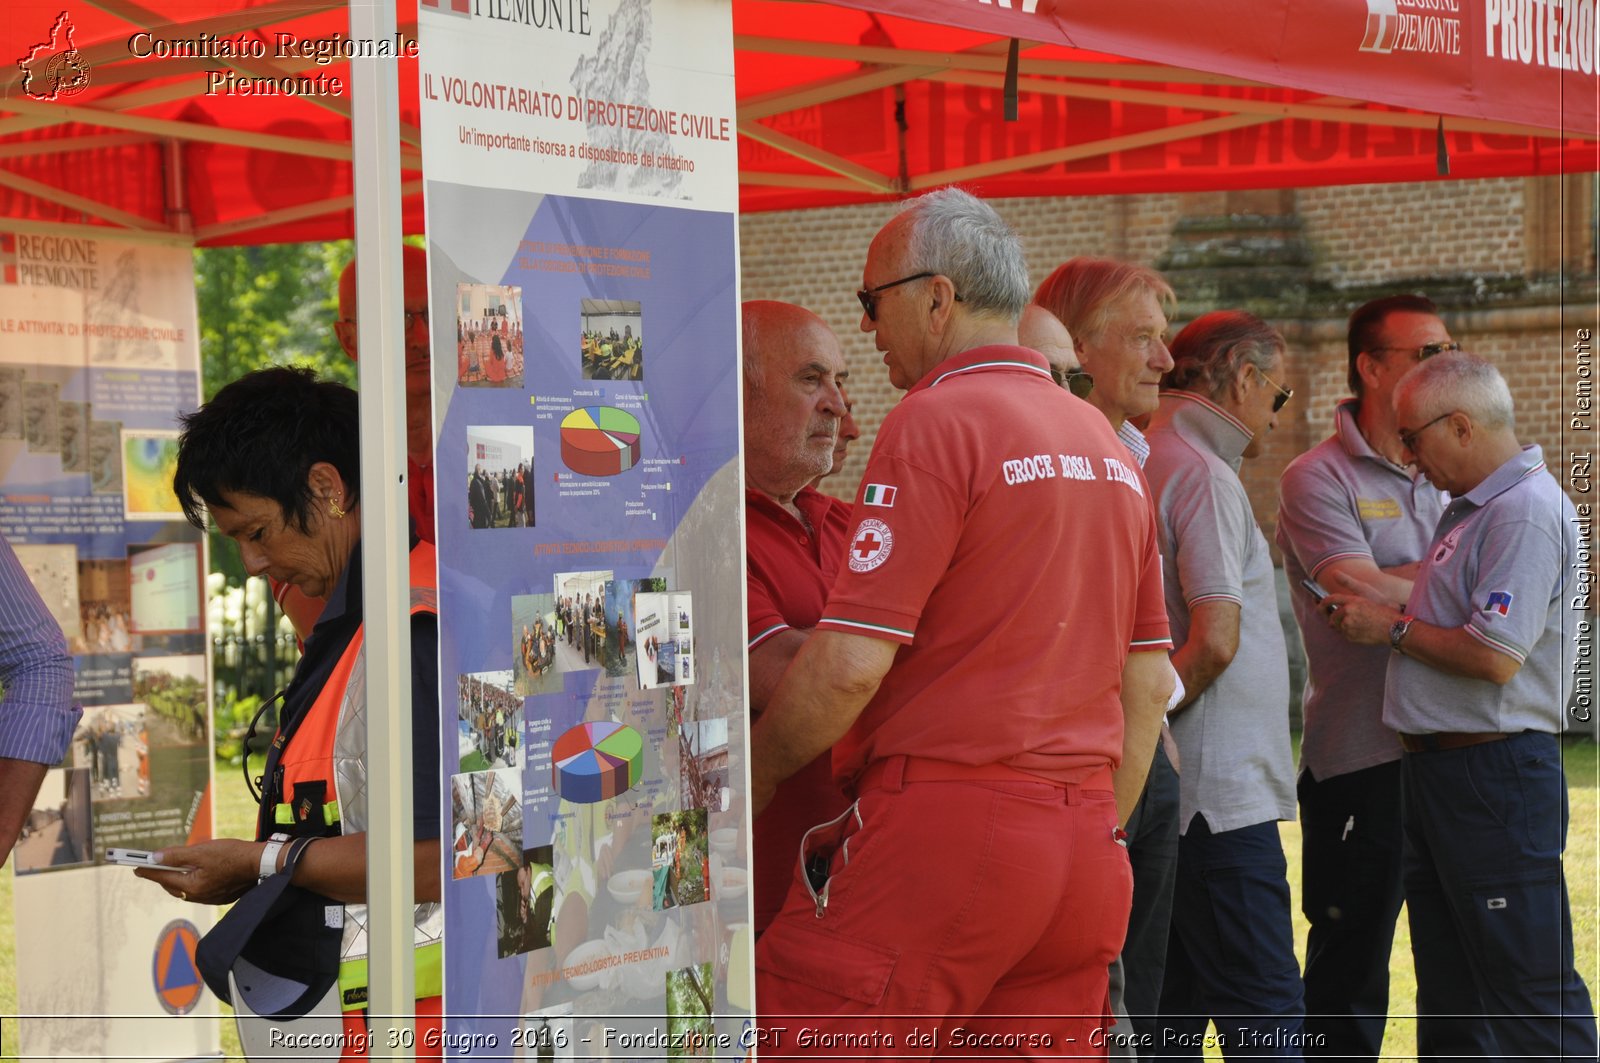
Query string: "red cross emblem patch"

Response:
xmin=848 ymin=518 xmax=894 ymax=573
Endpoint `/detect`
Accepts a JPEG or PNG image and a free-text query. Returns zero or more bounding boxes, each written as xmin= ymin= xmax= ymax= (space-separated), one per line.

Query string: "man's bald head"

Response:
xmin=1018 ymin=304 xmax=1079 ymax=382
xmin=742 ymin=300 xmax=847 ymax=504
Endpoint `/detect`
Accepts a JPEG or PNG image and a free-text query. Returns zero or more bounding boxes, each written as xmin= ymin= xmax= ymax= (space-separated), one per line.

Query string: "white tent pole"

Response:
xmin=347 ymin=0 xmax=414 ymax=1054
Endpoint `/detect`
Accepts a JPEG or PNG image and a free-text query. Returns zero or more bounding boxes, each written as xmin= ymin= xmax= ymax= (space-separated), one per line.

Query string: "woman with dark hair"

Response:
xmin=135 ymin=366 xmax=443 ymax=1057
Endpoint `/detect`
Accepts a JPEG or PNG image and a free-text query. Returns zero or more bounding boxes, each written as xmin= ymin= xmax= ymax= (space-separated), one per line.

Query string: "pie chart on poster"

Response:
xmin=560 ymin=406 xmax=642 ymax=477
xmin=551 ymin=720 xmax=644 ymax=803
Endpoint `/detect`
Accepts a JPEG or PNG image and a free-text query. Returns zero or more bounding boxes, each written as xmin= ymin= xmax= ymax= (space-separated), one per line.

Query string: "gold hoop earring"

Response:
xmin=328 ymin=497 xmax=345 ymax=520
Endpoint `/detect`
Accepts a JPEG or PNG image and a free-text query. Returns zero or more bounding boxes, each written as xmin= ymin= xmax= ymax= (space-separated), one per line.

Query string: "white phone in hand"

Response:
xmin=105 ymin=847 xmax=184 ymax=871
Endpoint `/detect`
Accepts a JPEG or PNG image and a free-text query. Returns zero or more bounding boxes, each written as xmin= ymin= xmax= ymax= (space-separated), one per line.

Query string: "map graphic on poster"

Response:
xmin=422 ymin=0 xmax=749 ymax=1048
xmin=0 ymin=234 xmax=217 ymax=1061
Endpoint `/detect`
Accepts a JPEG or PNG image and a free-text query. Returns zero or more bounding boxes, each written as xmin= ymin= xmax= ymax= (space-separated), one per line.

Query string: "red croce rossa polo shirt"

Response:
xmin=745 ymin=485 xmax=854 ymax=933
xmin=817 ymin=345 xmax=1172 ymax=788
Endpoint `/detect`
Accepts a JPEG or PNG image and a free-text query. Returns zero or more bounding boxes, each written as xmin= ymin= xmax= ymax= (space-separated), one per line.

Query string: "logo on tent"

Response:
xmin=1358 ymin=0 xmax=1399 ymax=54
xmin=0 ymin=236 xmax=16 ymax=285
xmin=17 ymin=12 xmax=93 ymax=101
xmin=420 ymin=0 xmax=473 ymax=16
xmin=152 ymin=919 xmax=204 ymax=1015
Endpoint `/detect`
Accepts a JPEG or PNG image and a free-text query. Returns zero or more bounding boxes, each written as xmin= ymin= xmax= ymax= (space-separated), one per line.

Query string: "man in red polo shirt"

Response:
xmin=741 ymin=300 xmax=854 ymax=938
xmin=752 ymin=188 xmax=1175 ymax=1053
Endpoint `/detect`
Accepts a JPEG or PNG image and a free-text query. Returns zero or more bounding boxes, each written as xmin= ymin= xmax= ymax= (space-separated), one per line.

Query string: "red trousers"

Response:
xmin=756 ymin=759 xmax=1130 ymax=1058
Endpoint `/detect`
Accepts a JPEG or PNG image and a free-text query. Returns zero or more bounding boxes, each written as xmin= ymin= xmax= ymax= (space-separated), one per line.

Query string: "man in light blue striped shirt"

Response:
xmin=0 ymin=530 xmax=78 ymax=867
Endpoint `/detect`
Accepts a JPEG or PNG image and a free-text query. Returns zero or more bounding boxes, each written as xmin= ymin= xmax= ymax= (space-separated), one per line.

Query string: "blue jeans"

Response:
xmin=1157 ymin=815 xmax=1306 ymax=1060
xmin=1297 ymin=760 xmax=1405 ymax=1060
xmin=1402 ymin=731 xmax=1596 ymax=1061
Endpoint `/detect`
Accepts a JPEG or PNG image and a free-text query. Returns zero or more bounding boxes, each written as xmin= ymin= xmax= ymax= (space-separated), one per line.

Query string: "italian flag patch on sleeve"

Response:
xmin=862 ymin=483 xmax=897 ymax=507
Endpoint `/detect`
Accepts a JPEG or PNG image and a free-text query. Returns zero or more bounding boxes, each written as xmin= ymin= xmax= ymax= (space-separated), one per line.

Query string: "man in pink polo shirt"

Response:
xmin=752 ymin=188 xmax=1175 ymax=1053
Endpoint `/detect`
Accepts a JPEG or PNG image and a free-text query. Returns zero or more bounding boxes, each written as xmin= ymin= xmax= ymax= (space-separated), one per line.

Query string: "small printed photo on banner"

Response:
xmin=521 ymin=1003 xmax=576 ymax=1062
xmin=552 ymin=569 xmax=615 ymax=675
xmin=70 ymin=558 xmax=132 ymax=655
xmin=456 ymin=283 xmax=524 ymax=388
xmin=600 ymin=576 xmax=663 ymax=681
xmin=88 ymin=418 xmax=123 ymax=495
xmin=467 ymin=425 xmax=536 ymax=529
xmin=511 ymin=593 xmax=561 ymax=698
xmin=23 ymin=380 xmax=59 ymax=453
xmin=496 ymin=844 xmax=555 ymax=959
xmin=131 ymin=654 xmax=209 ymax=748
xmin=12 ymin=542 xmax=80 ymax=640
xmin=122 ymin=429 xmax=184 ymax=521
xmin=664 ymin=960 xmax=715 ymax=1053
xmin=679 ymin=715 xmax=729 ymax=814
xmin=457 ymin=669 xmax=522 ymax=772
xmin=127 ymin=541 xmax=203 ymax=635
xmin=652 ymin=809 xmax=710 ymax=911
xmin=580 ymin=299 xmax=643 ymax=382
xmin=0 ymin=366 xmax=23 ymax=439
xmin=634 ymin=591 xmax=694 ymax=689
xmin=451 ymin=768 xmax=524 ymax=880
xmin=58 ymin=399 xmax=88 ymax=472
xmin=11 ymin=765 xmax=92 ymax=874
xmin=73 ymin=702 xmax=152 ymax=803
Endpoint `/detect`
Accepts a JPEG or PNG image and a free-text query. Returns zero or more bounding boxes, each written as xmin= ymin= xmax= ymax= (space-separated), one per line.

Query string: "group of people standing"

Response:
xmin=468 ymin=461 xmax=534 ymax=529
xmin=742 ymin=187 xmax=1593 ymax=1060
xmin=557 ymin=591 xmax=627 ymax=672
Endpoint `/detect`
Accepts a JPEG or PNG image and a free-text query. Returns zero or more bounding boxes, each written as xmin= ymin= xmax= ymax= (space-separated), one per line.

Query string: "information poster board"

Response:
xmin=421 ymin=0 xmax=751 ymax=1053
xmin=1 ymin=232 xmax=216 ymax=1059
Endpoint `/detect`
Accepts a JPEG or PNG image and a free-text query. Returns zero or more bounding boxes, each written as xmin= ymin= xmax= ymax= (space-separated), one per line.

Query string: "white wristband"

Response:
xmin=259 ymin=833 xmax=291 ymax=881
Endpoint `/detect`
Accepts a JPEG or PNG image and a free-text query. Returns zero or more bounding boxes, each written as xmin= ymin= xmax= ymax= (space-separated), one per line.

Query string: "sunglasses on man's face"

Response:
xmin=1370 ymin=340 xmax=1462 ymax=362
xmin=1048 ymin=365 xmax=1096 ymax=399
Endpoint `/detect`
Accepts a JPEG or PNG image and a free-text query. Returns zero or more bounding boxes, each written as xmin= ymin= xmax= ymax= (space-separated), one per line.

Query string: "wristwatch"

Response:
xmin=259 ymin=832 xmax=291 ymax=881
xmin=1389 ymin=614 xmax=1416 ymax=654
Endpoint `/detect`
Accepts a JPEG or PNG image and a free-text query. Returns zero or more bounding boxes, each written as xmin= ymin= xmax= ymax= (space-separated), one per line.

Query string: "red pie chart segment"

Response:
xmin=560 ymin=406 xmax=642 ymax=477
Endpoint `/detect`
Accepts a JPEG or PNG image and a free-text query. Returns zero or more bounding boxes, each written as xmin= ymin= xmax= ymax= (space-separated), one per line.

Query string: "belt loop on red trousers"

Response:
xmin=881 ymin=754 xmax=907 ymax=793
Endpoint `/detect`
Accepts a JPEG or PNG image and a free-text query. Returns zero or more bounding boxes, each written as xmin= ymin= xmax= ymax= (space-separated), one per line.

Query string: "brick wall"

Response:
xmin=739 ymin=175 xmax=1598 ymax=536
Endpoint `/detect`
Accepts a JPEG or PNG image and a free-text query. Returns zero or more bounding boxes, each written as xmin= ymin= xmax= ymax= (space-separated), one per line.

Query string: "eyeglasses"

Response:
xmin=1255 ymin=365 xmax=1294 ymax=412
xmin=1370 ymin=340 xmax=1462 ymax=362
xmin=856 ymin=272 xmax=961 ymax=321
xmin=1397 ymin=411 xmax=1454 ymax=453
xmin=1049 ymin=365 xmax=1096 ymax=399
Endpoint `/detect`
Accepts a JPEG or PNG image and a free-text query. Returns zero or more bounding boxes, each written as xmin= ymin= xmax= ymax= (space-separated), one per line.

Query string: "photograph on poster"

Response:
xmin=12 ymin=542 xmax=80 ymax=640
xmin=9 ymin=766 xmax=92 ymax=874
xmin=651 ymin=808 xmax=710 ymax=911
xmin=580 ymin=299 xmax=643 ymax=382
xmin=458 ymin=669 xmax=522 ymax=772
xmin=664 ymin=960 xmax=715 ymax=1056
xmin=511 ymin=593 xmax=561 ymax=698
xmin=552 ymin=569 xmax=615 ymax=674
xmin=23 ymin=380 xmax=59 ymax=453
xmin=0 ymin=366 xmax=22 ymax=439
xmin=634 ymin=591 xmax=694 ymax=689
xmin=57 ymin=400 xmax=88 ymax=473
xmin=520 ymin=1003 xmax=575 ymax=1062
xmin=74 ymin=703 xmax=151 ymax=801
xmin=457 ymin=283 xmax=524 ymax=388
xmin=600 ymin=576 xmax=662 ymax=681
xmin=451 ymin=767 xmax=524 ymax=880
xmin=679 ymin=716 xmax=729 ymax=814
xmin=88 ymin=419 xmax=123 ymax=495
xmin=496 ymin=844 xmax=555 ymax=959
xmin=71 ymin=558 xmax=132 ymax=655
xmin=467 ymin=425 xmax=535 ymax=529
xmin=127 ymin=541 xmax=202 ymax=635
xmin=132 ymin=654 xmax=209 ymax=747
xmin=122 ymin=429 xmax=184 ymax=521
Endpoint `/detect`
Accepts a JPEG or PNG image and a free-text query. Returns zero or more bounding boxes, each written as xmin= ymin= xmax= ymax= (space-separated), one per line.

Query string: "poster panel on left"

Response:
xmin=1 ymin=231 xmax=218 ymax=1061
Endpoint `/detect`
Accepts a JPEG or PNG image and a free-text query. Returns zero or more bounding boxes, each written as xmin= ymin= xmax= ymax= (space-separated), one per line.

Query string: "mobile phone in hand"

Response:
xmin=1300 ymin=578 xmax=1330 ymax=603
xmin=105 ymin=847 xmax=184 ymax=871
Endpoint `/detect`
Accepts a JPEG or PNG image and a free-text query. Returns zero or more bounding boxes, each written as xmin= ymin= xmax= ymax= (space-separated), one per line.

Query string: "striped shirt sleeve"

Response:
xmin=0 ymin=532 xmax=79 ymax=764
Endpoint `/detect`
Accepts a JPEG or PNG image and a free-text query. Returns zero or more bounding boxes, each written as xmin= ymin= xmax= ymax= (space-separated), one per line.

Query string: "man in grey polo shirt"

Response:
xmin=1324 ymin=352 xmax=1596 ymax=1059
xmin=1275 ymin=295 xmax=1453 ymax=1060
xmin=1145 ymin=310 xmax=1306 ymax=1056
xmin=1032 ymin=262 xmax=1180 ymax=1055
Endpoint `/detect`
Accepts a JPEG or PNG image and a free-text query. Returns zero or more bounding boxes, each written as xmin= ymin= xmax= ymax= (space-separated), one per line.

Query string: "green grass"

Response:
xmin=3 ymin=742 xmax=1597 ymax=1060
